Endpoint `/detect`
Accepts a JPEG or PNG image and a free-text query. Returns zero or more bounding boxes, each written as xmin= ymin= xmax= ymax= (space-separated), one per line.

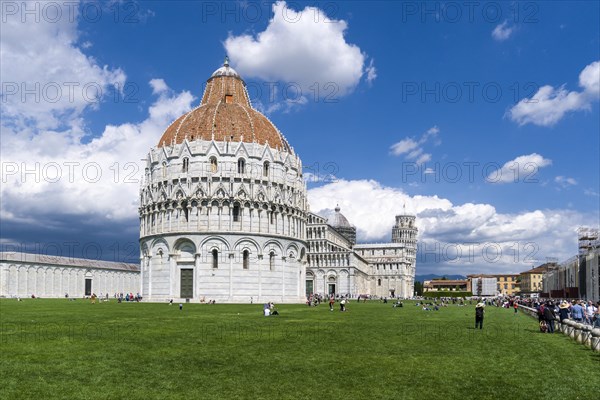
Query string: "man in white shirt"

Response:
xmin=585 ymin=301 xmax=597 ymax=325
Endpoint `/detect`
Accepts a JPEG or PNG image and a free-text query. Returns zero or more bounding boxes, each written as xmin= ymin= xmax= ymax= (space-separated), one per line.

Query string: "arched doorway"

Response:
xmin=328 ymin=276 xmax=336 ymax=296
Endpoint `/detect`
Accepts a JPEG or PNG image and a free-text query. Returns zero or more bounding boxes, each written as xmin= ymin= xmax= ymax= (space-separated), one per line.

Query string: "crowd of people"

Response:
xmin=527 ymin=299 xmax=600 ymax=332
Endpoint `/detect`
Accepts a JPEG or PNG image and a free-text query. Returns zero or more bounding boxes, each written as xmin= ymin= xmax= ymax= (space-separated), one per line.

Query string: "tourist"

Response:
xmin=513 ymin=302 xmax=518 ymax=314
xmin=571 ymin=301 xmax=584 ymax=323
xmin=594 ymin=302 xmax=600 ymax=328
xmin=475 ymin=302 xmax=485 ymax=329
xmin=584 ymin=301 xmax=597 ymax=325
xmin=179 ymin=303 xmax=183 ymax=310
xmin=329 ymin=296 xmax=335 ymax=311
xmin=340 ymin=298 xmax=346 ymax=312
xmin=558 ymin=301 xmax=570 ymax=322
xmin=543 ymin=301 xmax=556 ymax=333
xmin=537 ymin=302 xmax=546 ymax=324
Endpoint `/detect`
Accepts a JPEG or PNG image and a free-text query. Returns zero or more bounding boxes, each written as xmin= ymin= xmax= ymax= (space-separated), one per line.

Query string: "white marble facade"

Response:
xmin=0 ymin=61 xmax=417 ymax=303
xmin=306 ymin=210 xmax=417 ymax=299
xmin=0 ymin=252 xmax=139 ymax=298
xmin=139 ymin=61 xmax=308 ymax=303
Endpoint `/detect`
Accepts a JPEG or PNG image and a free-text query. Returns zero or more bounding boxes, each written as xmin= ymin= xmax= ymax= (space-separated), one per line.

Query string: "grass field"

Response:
xmin=1 ymin=299 xmax=598 ymax=400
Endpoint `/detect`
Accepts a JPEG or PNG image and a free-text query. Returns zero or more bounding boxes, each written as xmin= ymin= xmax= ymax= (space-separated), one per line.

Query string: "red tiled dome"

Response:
xmin=158 ymin=59 xmax=291 ymax=153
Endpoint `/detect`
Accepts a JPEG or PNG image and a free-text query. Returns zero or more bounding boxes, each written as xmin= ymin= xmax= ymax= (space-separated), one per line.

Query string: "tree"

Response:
xmin=414 ymin=281 xmax=423 ymax=296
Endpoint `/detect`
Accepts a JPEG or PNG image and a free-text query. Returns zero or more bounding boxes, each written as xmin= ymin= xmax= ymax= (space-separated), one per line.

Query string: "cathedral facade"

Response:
xmin=306 ymin=208 xmax=417 ymax=299
xmin=139 ymin=60 xmax=417 ymax=303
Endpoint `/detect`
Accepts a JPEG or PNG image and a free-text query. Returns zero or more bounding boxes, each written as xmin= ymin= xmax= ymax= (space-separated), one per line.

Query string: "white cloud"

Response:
xmin=584 ymin=189 xmax=599 ymax=197
xmin=391 ymin=138 xmax=419 ymax=156
xmin=487 ymin=153 xmax=552 ymax=184
xmin=149 ymin=78 xmax=169 ymax=95
xmin=308 ymin=179 xmax=591 ymax=274
xmin=555 ymin=176 xmax=577 ymax=187
xmin=508 ymin=60 xmax=600 ymax=126
xmin=492 ymin=21 xmax=514 ymax=41
xmin=1 ymin=81 xmax=195 ymax=222
xmin=0 ymin=1 xmax=126 ymax=130
xmin=390 ymin=126 xmax=440 ymax=165
xmin=579 ymin=61 xmax=600 ymax=95
xmin=0 ymin=3 xmax=195 ymax=224
xmin=224 ymin=1 xmax=372 ymax=100
xmin=366 ymin=59 xmax=377 ymax=85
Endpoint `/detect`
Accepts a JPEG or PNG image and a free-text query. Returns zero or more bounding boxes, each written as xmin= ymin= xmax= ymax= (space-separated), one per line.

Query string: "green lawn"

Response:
xmin=1 ymin=299 xmax=598 ymax=399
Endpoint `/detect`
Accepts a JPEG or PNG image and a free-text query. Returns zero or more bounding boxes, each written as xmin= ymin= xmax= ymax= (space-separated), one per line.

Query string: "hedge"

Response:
xmin=422 ymin=291 xmax=473 ymax=298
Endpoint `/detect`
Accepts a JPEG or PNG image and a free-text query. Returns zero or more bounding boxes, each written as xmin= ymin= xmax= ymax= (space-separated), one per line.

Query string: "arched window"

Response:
xmin=212 ymin=249 xmax=219 ymax=269
xmin=210 ymin=157 xmax=218 ymax=173
xmin=237 ymin=158 xmax=245 ymax=174
xmin=233 ymin=204 xmax=240 ymax=222
xmin=378 ymin=279 xmax=382 ymax=286
xmin=263 ymin=161 xmax=270 ymax=177
xmin=269 ymin=251 xmax=275 ymax=271
xmin=182 ymin=157 xmax=189 ymax=173
xmin=162 ymin=162 xmax=167 ymax=178
xmin=243 ymin=250 xmax=249 ymax=269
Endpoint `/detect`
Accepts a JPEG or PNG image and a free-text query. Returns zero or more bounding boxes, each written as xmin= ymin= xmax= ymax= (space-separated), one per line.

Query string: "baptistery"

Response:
xmin=139 ymin=59 xmax=308 ymax=303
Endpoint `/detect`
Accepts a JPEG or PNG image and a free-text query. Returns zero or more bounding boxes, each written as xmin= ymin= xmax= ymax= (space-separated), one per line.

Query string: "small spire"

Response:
xmin=335 ymin=204 xmax=340 ymax=212
xmin=224 ymin=56 xmax=229 ymax=67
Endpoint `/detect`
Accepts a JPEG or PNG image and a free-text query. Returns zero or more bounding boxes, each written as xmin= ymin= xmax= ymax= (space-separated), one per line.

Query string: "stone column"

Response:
xmin=169 ymin=253 xmax=176 ymax=297
xmin=140 ymin=255 xmax=145 ymax=297
xmin=281 ymin=256 xmax=287 ymax=300
xmin=229 ymin=252 xmax=234 ymax=300
xmin=195 ymin=252 xmax=201 ymax=300
xmin=258 ymin=254 xmax=263 ymax=301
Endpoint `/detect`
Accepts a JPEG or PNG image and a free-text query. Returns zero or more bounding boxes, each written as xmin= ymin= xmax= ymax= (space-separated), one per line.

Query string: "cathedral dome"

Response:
xmin=157 ymin=58 xmax=292 ymax=153
xmin=329 ymin=205 xmax=353 ymax=228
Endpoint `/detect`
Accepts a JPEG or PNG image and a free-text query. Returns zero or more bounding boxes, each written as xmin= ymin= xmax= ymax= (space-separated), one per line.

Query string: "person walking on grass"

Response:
xmin=475 ymin=302 xmax=485 ymax=329
xmin=329 ymin=296 xmax=335 ymax=312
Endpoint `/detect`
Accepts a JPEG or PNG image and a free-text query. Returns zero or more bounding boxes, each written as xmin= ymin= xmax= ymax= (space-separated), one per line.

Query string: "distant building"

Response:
xmin=467 ymin=275 xmax=497 ymax=297
xmin=519 ymin=264 xmax=552 ymax=297
xmin=423 ymin=279 xmax=468 ymax=292
xmin=305 ymin=207 xmax=417 ymax=298
xmin=493 ymin=274 xmax=520 ymax=296
xmin=579 ymin=248 xmax=599 ymax=302
xmin=538 ymin=227 xmax=600 ymax=302
xmin=0 ymin=252 xmax=139 ymax=298
xmin=542 ymin=256 xmax=580 ymax=299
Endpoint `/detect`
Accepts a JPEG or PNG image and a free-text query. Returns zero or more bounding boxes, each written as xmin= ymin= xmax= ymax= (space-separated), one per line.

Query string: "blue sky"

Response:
xmin=1 ymin=1 xmax=599 ymax=275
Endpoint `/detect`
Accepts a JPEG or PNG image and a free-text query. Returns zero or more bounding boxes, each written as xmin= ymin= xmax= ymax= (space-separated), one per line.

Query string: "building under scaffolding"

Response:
xmin=542 ymin=227 xmax=599 ymax=301
xmin=578 ymin=227 xmax=599 ymax=256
